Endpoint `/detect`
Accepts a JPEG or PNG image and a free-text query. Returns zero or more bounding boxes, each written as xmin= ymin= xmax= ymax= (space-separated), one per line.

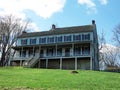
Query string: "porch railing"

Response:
xmin=12 ymin=51 xmax=90 ymax=60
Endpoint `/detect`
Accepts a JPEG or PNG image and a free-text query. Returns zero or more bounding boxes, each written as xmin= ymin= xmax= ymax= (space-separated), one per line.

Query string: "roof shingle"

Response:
xmin=18 ymin=25 xmax=94 ymax=38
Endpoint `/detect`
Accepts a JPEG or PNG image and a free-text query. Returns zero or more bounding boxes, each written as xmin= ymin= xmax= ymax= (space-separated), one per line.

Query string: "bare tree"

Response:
xmin=98 ymin=31 xmax=106 ymax=69
xmin=0 ymin=15 xmax=29 ymax=66
xmin=113 ymin=24 xmax=120 ymax=46
xmin=101 ymin=45 xmax=120 ymax=67
xmin=99 ymin=31 xmax=120 ymax=70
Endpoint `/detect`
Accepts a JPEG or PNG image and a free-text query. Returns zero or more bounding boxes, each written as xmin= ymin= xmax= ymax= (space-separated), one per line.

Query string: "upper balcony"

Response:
xmin=17 ymin=33 xmax=93 ymax=46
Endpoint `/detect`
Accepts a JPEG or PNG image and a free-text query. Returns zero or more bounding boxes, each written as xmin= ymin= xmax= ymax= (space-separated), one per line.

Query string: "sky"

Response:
xmin=0 ymin=0 xmax=120 ymax=44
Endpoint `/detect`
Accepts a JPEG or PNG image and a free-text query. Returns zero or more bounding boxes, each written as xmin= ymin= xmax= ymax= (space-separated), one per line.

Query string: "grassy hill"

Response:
xmin=0 ymin=67 xmax=120 ymax=90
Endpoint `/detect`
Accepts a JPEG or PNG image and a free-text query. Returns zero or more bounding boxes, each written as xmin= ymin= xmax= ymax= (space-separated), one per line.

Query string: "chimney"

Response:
xmin=92 ymin=20 xmax=95 ymax=25
xmin=52 ymin=24 xmax=56 ymax=30
xmin=22 ymin=30 xmax=27 ymax=34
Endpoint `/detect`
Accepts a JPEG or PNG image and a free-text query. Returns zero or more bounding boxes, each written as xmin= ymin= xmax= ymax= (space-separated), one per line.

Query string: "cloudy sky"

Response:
xmin=0 ymin=0 xmax=119 ymax=44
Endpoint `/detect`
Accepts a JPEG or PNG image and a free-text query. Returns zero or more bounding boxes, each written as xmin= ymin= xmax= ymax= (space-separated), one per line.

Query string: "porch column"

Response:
xmin=46 ymin=59 xmax=48 ymax=69
xmin=75 ymin=57 xmax=77 ymax=70
xmin=90 ymin=57 xmax=92 ymax=70
xmin=81 ymin=45 xmax=83 ymax=55
xmin=62 ymin=48 xmax=65 ymax=56
xmin=60 ymin=58 xmax=62 ymax=69
xmin=56 ymin=44 xmax=57 ymax=57
xmin=44 ymin=49 xmax=46 ymax=57
xmin=90 ymin=43 xmax=92 ymax=56
xmin=20 ymin=60 xmax=22 ymax=66
xmin=39 ymin=46 xmax=41 ymax=57
xmin=33 ymin=46 xmax=35 ymax=56
xmin=71 ymin=43 xmax=74 ymax=56
xmin=21 ymin=47 xmax=23 ymax=57
xmin=21 ymin=47 xmax=23 ymax=66
xmin=38 ymin=46 xmax=41 ymax=68
xmin=26 ymin=50 xmax=29 ymax=58
xmin=38 ymin=59 xmax=41 ymax=68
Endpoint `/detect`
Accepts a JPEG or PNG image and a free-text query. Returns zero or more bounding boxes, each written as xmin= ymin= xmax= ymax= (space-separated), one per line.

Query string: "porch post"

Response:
xmin=38 ymin=59 xmax=41 ymax=68
xmin=20 ymin=60 xmax=22 ymax=66
xmin=38 ymin=46 xmax=41 ymax=68
xmin=21 ymin=47 xmax=23 ymax=57
xmin=56 ymin=44 xmax=57 ymax=57
xmin=60 ymin=58 xmax=62 ymax=69
xmin=75 ymin=57 xmax=77 ymax=70
xmin=21 ymin=47 xmax=23 ymax=66
xmin=81 ymin=45 xmax=83 ymax=55
xmin=46 ymin=59 xmax=48 ymax=69
xmin=33 ymin=46 xmax=35 ymax=56
xmin=90 ymin=43 xmax=92 ymax=56
xmin=72 ymin=43 xmax=74 ymax=56
xmin=90 ymin=57 xmax=92 ymax=70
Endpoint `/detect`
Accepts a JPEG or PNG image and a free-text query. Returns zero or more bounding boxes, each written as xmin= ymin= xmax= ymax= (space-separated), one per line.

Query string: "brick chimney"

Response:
xmin=52 ymin=24 xmax=56 ymax=30
xmin=92 ymin=20 xmax=95 ymax=25
xmin=22 ymin=30 xmax=27 ymax=34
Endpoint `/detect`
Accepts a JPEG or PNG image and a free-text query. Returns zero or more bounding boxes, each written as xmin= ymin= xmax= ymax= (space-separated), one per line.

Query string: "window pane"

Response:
xmin=39 ymin=38 xmax=46 ymax=44
xmin=56 ymin=36 xmax=62 ymax=43
xmin=64 ymin=35 xmax=71 ymax=42
xmin=48 ymin=37 xmax=54 ymax=43
xmin=73 ymin=34 xmax=81 ymax=41
xmin=82 ymin=34 xmax=85 ymax=41
xmin=74 ymin=47 xmax=81 ymax=55
xmin=30 ymin=38 xmax=36 ymax=44
xmin=21 ymin=39 xmax=27 ymax=45
xmin=57 ymin=48 xmax=62 ymax=56
xmin=82 ymin=33 xmax=90 ymax=41
xmin=82 ymin=46 xmax=90 ymax=55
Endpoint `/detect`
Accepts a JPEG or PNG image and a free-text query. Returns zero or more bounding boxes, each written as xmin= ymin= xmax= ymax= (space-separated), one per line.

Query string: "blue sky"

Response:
xmin=0 ymin=0 xmax=120 ymax=44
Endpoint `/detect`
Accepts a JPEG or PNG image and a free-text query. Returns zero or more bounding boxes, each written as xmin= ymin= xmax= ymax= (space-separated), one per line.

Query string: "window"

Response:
xmin=55 ymin=36 xmax=62 ymax=43
xmin=21 ymin=39 xmax=27 ymax=45
xmin=64 ymin=35 xmax=71 ymax=42
xmin=30 ymin=38 xmax=36 ymax=44
xmin=85 ymin=33 xmax=90 ymax=40
xmin=48 ymin=37 xmax=54 ymax=43
xmin=20 ymin=50 xmax=26 ymax=57
xmin=57 ymin=48 xmax=62 ymax=56
xmin=74 ymin=47 xmax=81 ymax=55
xmin=47 ymin=48 xmax=54 ymax=56
xmin=73 ymin=34 xmax=81 ymax=41
xmin=28 ymin=49 xmax=35 ymax=56
xmin=39 ymin=37 xmax=46 ymax=44
xmin=82 ymin=33 xmax=90 ymax=41
xmin=82 ymin=46 xmax=90 ymax=55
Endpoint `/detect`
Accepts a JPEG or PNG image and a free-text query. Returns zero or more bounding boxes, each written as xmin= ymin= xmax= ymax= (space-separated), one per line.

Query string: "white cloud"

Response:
xmin=78 ymin=0 xmax=109 ymax=14
xmin=99 ymin=0 xmax=108 ymax=5
xmin=78 ymin=0 xmax=97 ymax=14
xmin=27 ymin=23 xmax=41 ymax=32
xmin=78 ymin=0 xmax=96 ymax=8
xmin=0 ymin=0 xmax=66 ymax=19
xmin=0 ymin=0 xmax=66 ymax=32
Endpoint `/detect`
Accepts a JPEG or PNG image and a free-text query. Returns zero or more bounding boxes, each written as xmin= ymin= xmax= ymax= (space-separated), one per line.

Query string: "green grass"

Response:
xmin=0 ymin=67 xmax=120 ymax=90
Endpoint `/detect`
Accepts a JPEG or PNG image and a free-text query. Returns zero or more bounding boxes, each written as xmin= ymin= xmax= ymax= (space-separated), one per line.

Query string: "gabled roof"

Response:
xmin=18 ymin=25 xmax=95 ymax=38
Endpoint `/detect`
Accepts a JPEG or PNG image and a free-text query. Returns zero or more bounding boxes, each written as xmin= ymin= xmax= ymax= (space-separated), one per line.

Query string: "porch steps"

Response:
xmin=23 ymin=56 xmax=39 ymax=68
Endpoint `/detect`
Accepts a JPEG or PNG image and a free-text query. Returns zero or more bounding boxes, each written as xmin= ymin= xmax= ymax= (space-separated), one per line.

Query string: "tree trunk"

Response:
xmin=0 ymin=49 xmax=6 ymax=66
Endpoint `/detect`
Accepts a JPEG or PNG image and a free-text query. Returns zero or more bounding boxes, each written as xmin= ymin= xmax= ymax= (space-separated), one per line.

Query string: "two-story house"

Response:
xmin=11 ymin=20 xmax=99 ymax=70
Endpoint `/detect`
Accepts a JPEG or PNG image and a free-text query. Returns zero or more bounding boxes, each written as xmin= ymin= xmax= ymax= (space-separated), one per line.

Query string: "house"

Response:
xmin=10 ymin=20 xmax=99 ymax=70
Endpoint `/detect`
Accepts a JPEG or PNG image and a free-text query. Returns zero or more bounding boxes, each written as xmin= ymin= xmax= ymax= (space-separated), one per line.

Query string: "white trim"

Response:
xmin=90 ymin=57 xmax=92 ymax=70
xmin=75 ymin=57 xmax=77 ymax=70
xmin=46 ymin=59 xmax=48 ymax=69
xmin=60 ymin=58 xmax=62 ymax=69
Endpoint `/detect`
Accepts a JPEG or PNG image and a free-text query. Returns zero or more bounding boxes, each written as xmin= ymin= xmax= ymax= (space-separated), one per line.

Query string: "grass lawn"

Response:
xmin=0 ymin=67 xmax=120 ymax=90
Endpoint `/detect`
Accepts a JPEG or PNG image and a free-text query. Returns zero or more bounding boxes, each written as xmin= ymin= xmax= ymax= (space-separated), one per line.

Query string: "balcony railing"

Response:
xmin=10 ymin=56 xmax=33 ymax=61
xmin=12 ymin=51 xmax=90 ymax=60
